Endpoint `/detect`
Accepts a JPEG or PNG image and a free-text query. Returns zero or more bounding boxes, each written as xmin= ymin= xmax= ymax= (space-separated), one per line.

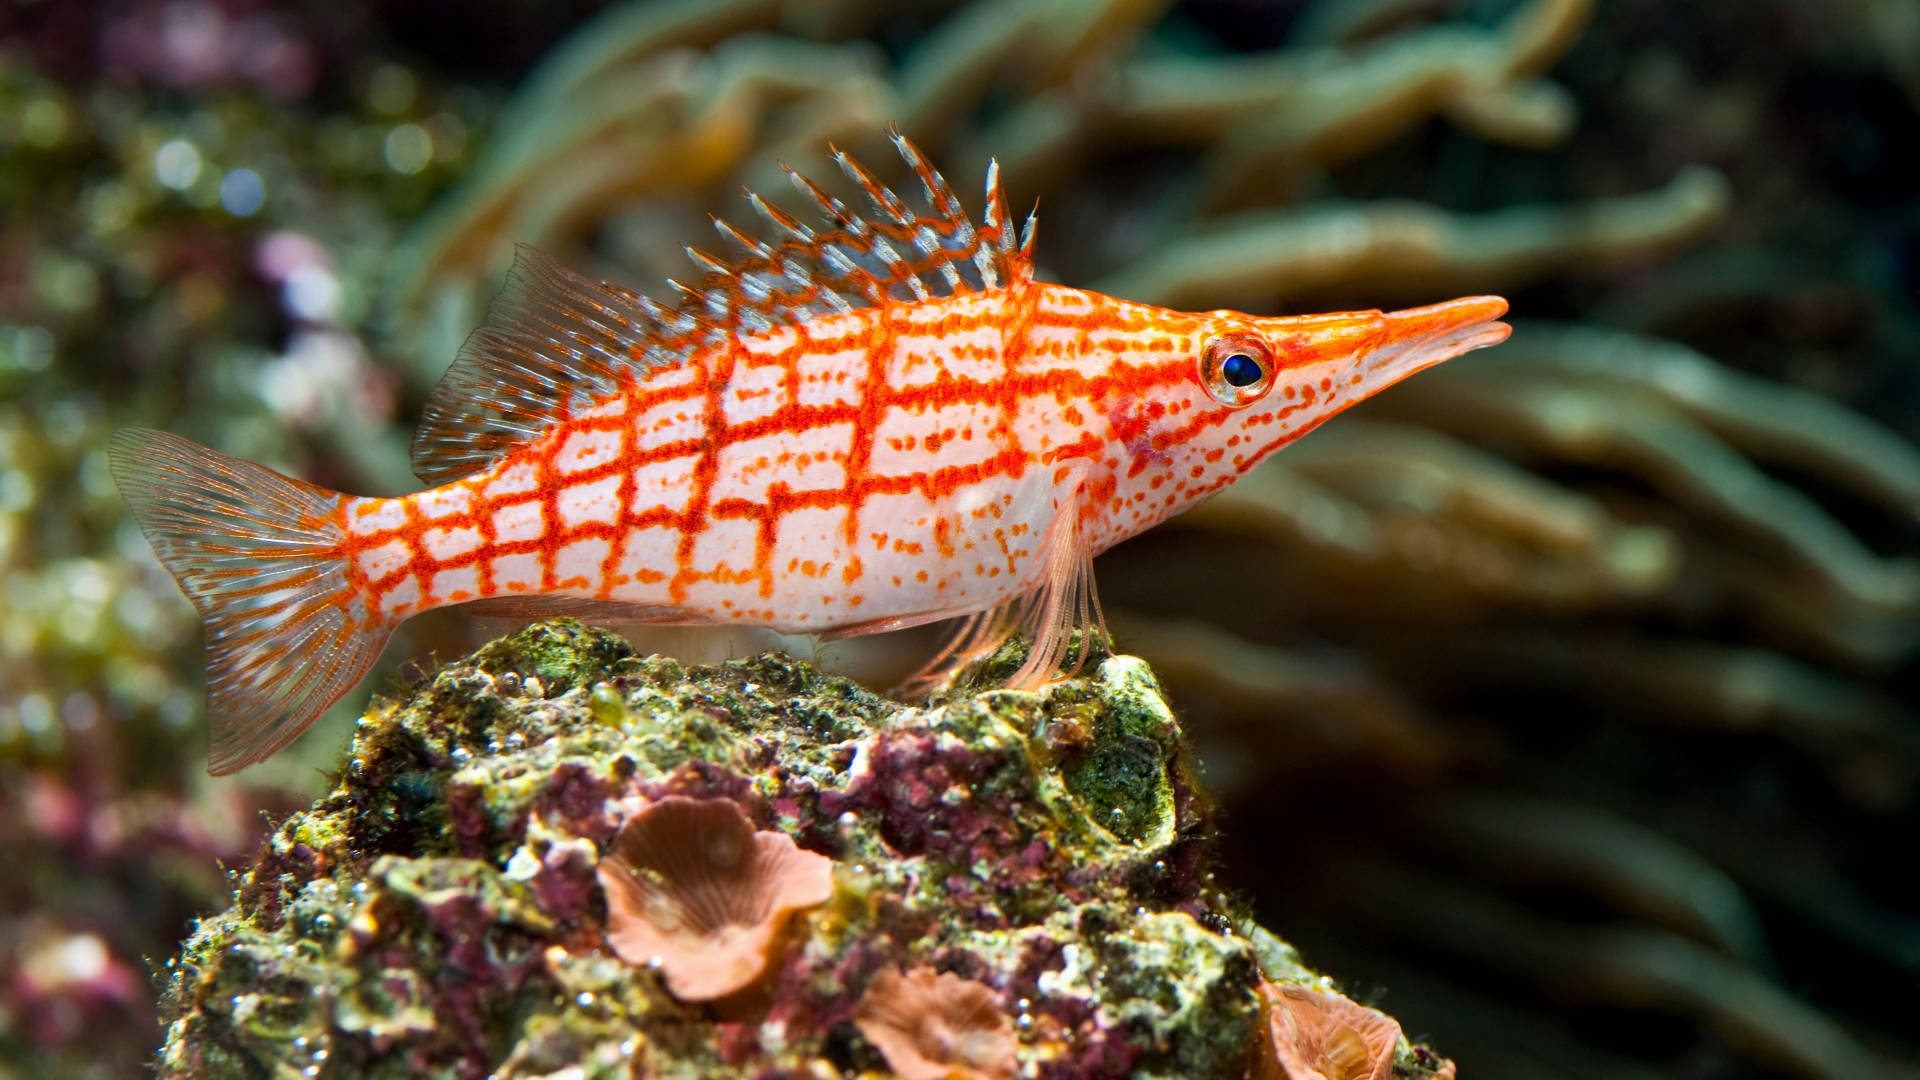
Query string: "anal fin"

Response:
xmin=461 ymin=594 xmax=709 ymax=625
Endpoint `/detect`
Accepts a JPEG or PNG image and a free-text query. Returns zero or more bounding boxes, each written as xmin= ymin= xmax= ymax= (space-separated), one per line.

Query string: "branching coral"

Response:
xmin=1370 ymin=333 xmax=1919 ymax=664
xmin=1093 ymin=170 xmax=1730 ymax=312
xmin=1321 ymin=857 xmax=1887 ymax=1080
xmin=1179 ymin=0 xmax=1595 ymax=209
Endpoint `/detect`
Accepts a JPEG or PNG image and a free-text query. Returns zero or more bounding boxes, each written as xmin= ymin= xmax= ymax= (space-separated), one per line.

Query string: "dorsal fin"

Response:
xmin=410 ymin=133 xmax=1029 ymax=486
xmin=412 ymin=247 xmax=660 ymax=486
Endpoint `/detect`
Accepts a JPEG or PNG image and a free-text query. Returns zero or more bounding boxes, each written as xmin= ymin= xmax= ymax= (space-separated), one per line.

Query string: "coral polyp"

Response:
xmin=596 ymin=795 xmax=834 ymax=1002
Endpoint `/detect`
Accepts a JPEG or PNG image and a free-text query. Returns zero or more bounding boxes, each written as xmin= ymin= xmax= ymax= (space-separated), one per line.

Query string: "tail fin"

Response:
xmin=109 ymin=429 xmax=388 ymax=775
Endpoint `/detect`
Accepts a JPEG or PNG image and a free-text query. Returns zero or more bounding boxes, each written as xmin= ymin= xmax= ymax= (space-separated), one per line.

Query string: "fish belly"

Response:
xmin=660 ymin=463 xmax=1064 ymax=634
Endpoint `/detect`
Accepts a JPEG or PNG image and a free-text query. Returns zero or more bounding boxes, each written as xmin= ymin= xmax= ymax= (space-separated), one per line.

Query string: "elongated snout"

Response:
xmin=1255 ymin=295 xmax=1510 ymax=399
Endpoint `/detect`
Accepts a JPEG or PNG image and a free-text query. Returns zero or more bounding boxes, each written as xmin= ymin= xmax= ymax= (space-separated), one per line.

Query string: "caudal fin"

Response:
xmin=109 ymin=429 xmax=387 ymax=774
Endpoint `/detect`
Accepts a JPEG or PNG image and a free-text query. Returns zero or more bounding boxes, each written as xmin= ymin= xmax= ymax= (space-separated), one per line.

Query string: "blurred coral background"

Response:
xmin=2 ymin=0 xmax=1916 ymax=1076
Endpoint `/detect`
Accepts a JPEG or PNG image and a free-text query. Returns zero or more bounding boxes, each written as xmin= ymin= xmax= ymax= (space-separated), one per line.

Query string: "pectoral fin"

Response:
xmin=900 ymin=466 xmax=1110 ymax=696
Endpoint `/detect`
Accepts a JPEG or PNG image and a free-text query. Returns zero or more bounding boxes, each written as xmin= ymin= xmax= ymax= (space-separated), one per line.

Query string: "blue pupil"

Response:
xmin=1220 ymin=352 xmax=1262 ymax=387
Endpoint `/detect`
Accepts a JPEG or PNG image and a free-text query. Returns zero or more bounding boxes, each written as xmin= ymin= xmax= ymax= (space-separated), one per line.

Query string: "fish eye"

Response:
xmin=1198 ymin=333 xmax=1275 ymax=407
xmin=1221 ymin=353 xmax=1262 ymax=386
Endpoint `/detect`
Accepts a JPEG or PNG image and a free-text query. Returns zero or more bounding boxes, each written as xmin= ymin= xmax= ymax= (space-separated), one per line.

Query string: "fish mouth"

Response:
xmin=1360 ymin=295 xmax=1512 ymax=387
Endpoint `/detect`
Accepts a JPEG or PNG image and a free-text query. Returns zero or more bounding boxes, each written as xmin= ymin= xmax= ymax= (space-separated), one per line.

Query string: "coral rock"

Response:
xmin=155 ymin=619 xmax=1450 ymax=1078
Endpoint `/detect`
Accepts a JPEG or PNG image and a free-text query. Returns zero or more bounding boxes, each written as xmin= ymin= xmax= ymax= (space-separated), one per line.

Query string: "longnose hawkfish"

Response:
xmin=112 ymin=133 xmax=1510 ymax=775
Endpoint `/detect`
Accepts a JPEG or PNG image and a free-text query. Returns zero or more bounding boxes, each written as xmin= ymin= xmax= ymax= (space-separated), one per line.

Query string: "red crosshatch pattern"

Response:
xmin=112 ymin=132 xmax=1512 ymax=776
xmin=338 ymin=287 xmax=1165 ymax=630
xmin=331 ymin=281 xmax=1508 ymax=637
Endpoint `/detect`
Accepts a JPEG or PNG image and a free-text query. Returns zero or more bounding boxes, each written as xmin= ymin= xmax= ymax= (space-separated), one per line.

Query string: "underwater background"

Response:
xmin=2 ymin=0 xmax=1917 ymax=1076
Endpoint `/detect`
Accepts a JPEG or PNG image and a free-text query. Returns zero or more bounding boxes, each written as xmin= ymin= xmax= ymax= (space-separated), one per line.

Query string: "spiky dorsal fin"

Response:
xmin=411 ymin=248 xmax=658 ymax=486
xmin=410 ymin=133 xmax=1029 ymax=487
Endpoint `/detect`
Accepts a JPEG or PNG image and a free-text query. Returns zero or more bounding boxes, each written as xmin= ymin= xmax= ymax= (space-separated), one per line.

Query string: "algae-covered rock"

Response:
xmin=157 ymin=620 xmax=1445 ymax=1078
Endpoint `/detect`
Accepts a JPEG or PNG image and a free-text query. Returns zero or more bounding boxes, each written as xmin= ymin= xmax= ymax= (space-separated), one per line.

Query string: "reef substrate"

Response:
xmin=157 ymin=619 xmax=1450 ymax=1079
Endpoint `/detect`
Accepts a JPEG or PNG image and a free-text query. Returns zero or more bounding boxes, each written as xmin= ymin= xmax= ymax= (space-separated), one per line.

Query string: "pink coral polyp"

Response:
xmin=854 ymin=967 xmax=1018 ymax=1080
xmin=596 ymin=796 xmax=833 ymax=1001
xmin=1256 ymin=982 xmax=1403 ymax=1080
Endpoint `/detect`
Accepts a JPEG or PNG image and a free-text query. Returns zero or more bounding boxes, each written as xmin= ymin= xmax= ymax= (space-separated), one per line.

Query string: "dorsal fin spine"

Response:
xmin=912 ymin=222 xmax=943 ymax=258
xmin=833 ymin=149 xmax=914 ymax=230
xmin=714 ymin=216 xmax=773 ymax=258
xmin=871 ymin=234 xmax=929 ymax=299
xmin=787 ymin=169 xmax=853 ymax=233
xmin=820 ymin=244 xmax=861 ymax=279
xmin=737 ymin=272 xmax=772 ymax=303
xmin=977 ymin=161 xmax=1013 ymax=288
xmin=409 ymin=136 xmax=1032 ymax=485
xmin=895 ymin=132 xmax=963 ymax=220
xmin=687 ymin=246 xmax=730 ymax=275
xmin=749 ymin=192 xmax=814 ymax=244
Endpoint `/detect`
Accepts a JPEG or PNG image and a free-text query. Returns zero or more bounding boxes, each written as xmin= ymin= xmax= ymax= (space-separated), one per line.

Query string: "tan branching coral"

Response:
xmin=1108 ymin=612 xmax=1457 ymax=781
xmin=1188 ymin=0 xmax=1595 ymax=208
xmin=1327 ymin=857 xmax=1888 ymax=1080
xmin=1459 ymin=323 xmax=1920 ymax=535
xmin=853 ymin=967 xmax=1018 ymax=1080
xmin=963 ymin=0 xmax=1592 ymax=205
xmin=1170 ymin=420 xmax=1678 ymax=616
xmin=1373 ymin=335 xmax=1920 ymax=664
xmin=1420 ymin=793 xmax=1771 ymax=963
xmin=389 ymin=33 xmax=894 ymax=368
xmin=596 ymin=796 xmax=833 ymax=1001
xmin=1255 ymin=983 xmax=1404 ymax=1080
xmin=1093 ymin=169 xmax=1730 ymax=311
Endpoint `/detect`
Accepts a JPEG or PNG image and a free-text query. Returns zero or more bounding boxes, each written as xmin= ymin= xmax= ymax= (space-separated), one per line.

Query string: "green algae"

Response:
xmin=157 ymin=620 xmax=1445 ymax=1078
xmin=1049 ymin=658 xmax=1184 ymax=847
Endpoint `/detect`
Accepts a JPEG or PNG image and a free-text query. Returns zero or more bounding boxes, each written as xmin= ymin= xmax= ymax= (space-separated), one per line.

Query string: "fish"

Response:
xmin=111 ymin=132 xmax=1511 ymax=775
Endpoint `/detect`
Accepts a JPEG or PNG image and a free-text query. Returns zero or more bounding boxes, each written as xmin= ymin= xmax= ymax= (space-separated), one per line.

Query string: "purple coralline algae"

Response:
xmin=157 ymin=619 xmax=1451 ymax=1078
